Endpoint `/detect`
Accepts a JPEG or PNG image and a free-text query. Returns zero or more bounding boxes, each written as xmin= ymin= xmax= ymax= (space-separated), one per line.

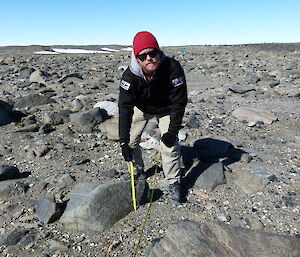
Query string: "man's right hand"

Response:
xmin=121 ymin=143 xmax=133 ymax=162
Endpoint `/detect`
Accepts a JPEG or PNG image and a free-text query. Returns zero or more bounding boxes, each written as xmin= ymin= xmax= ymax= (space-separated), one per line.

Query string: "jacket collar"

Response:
xmin=129 ymin=50 xmax=165 ymax=80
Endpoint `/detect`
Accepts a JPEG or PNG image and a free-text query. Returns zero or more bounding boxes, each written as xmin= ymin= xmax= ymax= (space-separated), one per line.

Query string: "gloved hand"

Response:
xmin=161 ymin=132 xmax=177 ymax=148
xmin=121 ymin=143 xmax=133 ymax=161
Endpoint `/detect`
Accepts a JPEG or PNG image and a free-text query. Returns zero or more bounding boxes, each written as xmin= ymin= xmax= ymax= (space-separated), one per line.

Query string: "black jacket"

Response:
xmin=118 ymin=51 xmax=187 ymax=143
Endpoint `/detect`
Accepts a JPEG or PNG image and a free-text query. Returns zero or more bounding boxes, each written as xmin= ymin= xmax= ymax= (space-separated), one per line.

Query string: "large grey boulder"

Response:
xmin=60 ymin=180 xmax=147 ymax=233
xmin=148 ymin=220 xmax=300 ymax=257
xmin=0 ymin=100 xmax=13 ymax=126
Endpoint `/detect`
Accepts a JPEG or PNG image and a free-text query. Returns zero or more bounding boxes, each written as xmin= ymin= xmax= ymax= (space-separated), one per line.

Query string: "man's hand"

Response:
xmin=121 ymin=143 xmax=133 ymax=161
xmin=161 ymin=132 xmax=177 ymax=148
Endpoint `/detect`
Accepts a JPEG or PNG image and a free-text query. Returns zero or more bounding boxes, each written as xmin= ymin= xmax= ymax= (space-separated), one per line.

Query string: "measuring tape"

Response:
xmin=128 ymin=160 xmax=137 ymax=211
xmin=133 ymin=149 xmax=161 ymax=256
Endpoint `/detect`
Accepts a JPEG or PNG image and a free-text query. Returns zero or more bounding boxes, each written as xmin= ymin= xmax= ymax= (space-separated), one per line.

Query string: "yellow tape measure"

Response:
xmin=133 ymin=149 xmax=161 ymax=257
xmin=128 ymin=161 xmax=137 ymax=211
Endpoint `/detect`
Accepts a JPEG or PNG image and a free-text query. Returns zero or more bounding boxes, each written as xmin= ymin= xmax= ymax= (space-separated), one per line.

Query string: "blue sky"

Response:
xmin=1 ymin=0 xmax=299 ymax=46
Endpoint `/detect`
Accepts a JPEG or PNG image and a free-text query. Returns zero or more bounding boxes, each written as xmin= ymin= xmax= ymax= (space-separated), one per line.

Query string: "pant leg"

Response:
xmin=158 ymin=114 xmax=181 ymax=185
xmin=128 ymin=107 xmax=149 ymax=173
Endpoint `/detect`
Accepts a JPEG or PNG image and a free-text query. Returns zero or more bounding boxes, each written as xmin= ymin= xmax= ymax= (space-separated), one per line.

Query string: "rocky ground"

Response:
xmin=0 ymin=43 xmax=299 ymax=257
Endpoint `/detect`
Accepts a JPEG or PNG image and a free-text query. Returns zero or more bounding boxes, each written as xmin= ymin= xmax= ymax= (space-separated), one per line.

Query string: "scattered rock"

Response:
xmin=0 ymin=44 xmax=299 ymax=256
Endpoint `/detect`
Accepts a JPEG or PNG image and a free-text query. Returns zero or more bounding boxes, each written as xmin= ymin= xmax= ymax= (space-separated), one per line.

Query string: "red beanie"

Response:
xmin=133 ymin=31 xmax=160 ymax=56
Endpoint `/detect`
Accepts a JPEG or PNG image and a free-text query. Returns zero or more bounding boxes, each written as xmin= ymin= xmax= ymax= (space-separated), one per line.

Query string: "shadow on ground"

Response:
xmin=180 ymin=138 xmax=247 ymax=201
xmin=139 ymin=137 xmax=247 ymax=204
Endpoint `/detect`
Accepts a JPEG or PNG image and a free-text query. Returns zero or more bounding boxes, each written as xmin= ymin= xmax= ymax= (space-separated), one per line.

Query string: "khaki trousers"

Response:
xmin=128 ymin=107 xmax=181 ymax=185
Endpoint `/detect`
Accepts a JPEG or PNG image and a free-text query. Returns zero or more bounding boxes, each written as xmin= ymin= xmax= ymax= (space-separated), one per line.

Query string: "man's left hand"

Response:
xmin=161 ymin=132 xmax=177 ymax=148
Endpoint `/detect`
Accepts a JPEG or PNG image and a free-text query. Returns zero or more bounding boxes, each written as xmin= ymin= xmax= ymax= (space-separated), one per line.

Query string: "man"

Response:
xmin=118 ymin=31 xmax=187 ymax=202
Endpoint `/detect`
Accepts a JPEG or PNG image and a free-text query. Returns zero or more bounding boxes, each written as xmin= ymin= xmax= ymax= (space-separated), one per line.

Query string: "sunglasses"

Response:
xmin=136 ymin=49 xmax=159 ymax=62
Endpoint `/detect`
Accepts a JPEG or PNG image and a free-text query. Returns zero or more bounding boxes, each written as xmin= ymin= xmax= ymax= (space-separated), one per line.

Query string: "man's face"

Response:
xmin=136 ymin=48 xmax=160 ymax=75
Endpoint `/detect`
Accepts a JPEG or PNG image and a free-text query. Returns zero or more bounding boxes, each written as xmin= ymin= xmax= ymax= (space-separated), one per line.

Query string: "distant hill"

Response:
xmin=0 ymin=44 xmax=130 ymax=55
xmin=0 ymin=42 xmax=299 ymax=55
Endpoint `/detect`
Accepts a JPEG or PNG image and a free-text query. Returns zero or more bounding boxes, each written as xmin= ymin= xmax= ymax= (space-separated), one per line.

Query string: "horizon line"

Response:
xmin=1 ymin=41 xmax=300 ymax=48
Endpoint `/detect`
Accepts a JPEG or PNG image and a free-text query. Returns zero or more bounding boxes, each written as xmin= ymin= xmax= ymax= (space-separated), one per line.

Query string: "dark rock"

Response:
xmin=211 ymin=117 xmax=223 ymax=125
xmin=72 ymin=157 xmax=90 ymax=165
xmin=282 ymin=196 xmax=296 ymax=207
xmin=194 ymin=162 xmax=226 ymax=192
xmin=0 ymin=180 xmax=27 ymax=199
xmin=35 ymin=195 xmax=62 ymax=224
xmin=44 ymin=110 xmax=71 ymax=125
xmin=38 ymin=124 xmax=55 ymax=134
xmin=14 ymin=123 xmax=40 ymax=133
xmin=270 ymin=81 xmax=280 ymax=88
xmin=18 ymin=67 xmax=35 ymax=79
xmin=101 ymin=168 xmax=119 ymax=178
xmin=223 ymin=83 xmax=256 ymax=94
xmin=20 ymin=231 xmax=36 ymax=245
xmin=58 ymin=73 xmax=83 ymax=83
xmin=0 ymin=100 xmax=13 ymax=126
xmin=14 ymin=93 xmax=56 ymax=109
xmin=1 ymin=229 xmax=30 ymax=246
xmin=0 ymin=165 xmax=20 ymax=181
xmin=245 ymin=74 xmax=261 ymax=84
xmin=148 ymin=220 xmax=300 ymax=257
xmin=69 ymin=108 xmax=107 ymax=131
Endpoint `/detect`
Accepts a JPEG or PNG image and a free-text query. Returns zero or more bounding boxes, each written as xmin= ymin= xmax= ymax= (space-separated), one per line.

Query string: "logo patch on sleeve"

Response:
xmin=120 ymin=80 xmax=130 ymax=90
xmin=171 ymin=77 xmax=184 ymax=87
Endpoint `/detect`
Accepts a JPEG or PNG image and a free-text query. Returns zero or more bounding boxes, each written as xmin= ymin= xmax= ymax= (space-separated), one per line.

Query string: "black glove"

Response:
xmin=121 ymin=143 xmax=133 ymax=161
xmin=161 ymin=132 xmax=177 ymax=148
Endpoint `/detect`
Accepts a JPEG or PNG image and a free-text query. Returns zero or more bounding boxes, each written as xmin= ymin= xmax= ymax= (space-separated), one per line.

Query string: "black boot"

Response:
xmin=167 ymin=182 xmax=181 ymax=202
